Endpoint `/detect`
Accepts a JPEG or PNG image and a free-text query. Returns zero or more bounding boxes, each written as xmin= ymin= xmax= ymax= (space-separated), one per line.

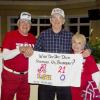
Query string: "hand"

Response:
xmin=23 ymin=46 xmax=33 ymax=58
xmin=19 ymin=46 xmax=26 ymax=54
xmin=82 ymin=49 xmax=91 ymax=58
xmin=19 ymin=46 xmax=33 ymax=57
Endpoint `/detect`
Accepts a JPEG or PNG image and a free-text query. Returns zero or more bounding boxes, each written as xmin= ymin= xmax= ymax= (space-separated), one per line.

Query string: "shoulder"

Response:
xmin=86 ymin=55 xmax=95 ymax=60
xmin=41 ymin=28 xmax=51 ymax=34
xmin=28 ymin=33 xmax=36 ymax=38
xmin=5 ymin=30 xmax=17 ymax=37
xmin=85 ymin=55 xmax=96 ymax=63
xmin=40 ymin=28 xmax=52 ymax=37
xmin=62 ymin=29 xmax=73 ymax=35
xmin=84 ymin=55 xmax=99 ymax=72
xmin=27 ymin=33 xmax=37 ymax=42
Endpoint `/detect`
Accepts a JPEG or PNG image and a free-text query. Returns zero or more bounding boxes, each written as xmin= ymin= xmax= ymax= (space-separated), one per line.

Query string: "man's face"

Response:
xmin=50 ymin=14 xmax=65 ymax=28
xmin=18 ymin=20 xmax=31 ymax=35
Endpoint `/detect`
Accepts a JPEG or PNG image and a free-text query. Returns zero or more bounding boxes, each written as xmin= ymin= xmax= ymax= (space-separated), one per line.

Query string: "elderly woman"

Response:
xmin=71 ymin=33 xmax=100 ymax=100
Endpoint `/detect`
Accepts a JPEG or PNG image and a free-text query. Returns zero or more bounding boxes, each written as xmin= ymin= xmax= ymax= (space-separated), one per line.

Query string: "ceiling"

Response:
xmin=0 ymin=0 xmax=62 ymax=1
xmin=0 ymin=0 xmax=95 ymax=1
xmin=0 ymin=0 xmax=98 ymax=6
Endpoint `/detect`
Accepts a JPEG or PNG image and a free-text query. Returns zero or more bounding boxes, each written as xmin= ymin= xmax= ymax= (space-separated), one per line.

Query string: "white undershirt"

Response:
xmin=2 ymin=48 xmax=20 ymax=60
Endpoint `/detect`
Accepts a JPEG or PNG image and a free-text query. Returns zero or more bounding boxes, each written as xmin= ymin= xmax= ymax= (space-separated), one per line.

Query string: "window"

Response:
xmin=7 ymin=16 xmax=19 ymax=31
xmin=67 ymin=16 xmax=90 ymax=41
xmin=8 ymin=16 xmax=51 ymax=37
xmin=8 ymin=15 xmax=90 ymax=41
xmin=31 ymin=17 xmax=51 ymax=37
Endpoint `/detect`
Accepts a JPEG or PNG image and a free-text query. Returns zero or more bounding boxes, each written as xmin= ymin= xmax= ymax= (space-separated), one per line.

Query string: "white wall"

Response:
xmin=0 ymin=53 xmax=2 ymax=99
xmin=30 ymin=85 xmax=38 ymax=100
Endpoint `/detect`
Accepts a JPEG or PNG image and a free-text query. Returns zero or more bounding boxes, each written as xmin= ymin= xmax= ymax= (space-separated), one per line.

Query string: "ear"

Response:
xmin=82 ymin=44 xmax=85 ymax=50
xmin=62 ymin=18 xmax=65 ymax=24
xmin=50 ymin=18 xmax=52 ymax=24
xmin=17 ymin=19 xmax=20 ymax=27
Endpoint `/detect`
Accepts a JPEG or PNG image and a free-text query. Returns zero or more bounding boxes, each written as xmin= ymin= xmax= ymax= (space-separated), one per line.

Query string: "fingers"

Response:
xmin=19 ymin=46 xmax=26 ymax=54
xmin=82 ymin=49 xmax=91 ymax=58
xmin=19 ymin=46 xmax=33 ymax=57
xmin=24 ymin=46 xmax=33 ymax=57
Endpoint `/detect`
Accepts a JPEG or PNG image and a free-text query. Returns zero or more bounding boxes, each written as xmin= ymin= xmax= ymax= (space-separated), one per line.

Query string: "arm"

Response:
xmin=34 ymin=33 xmax=44 ymax=51
xmin=3 ymin=46 xmax=27 ymax=60
xmin=82 ymin=49 xmax=91 ymax=58
xmin=3 ymin=48 xmax=20 ymax=60
xmin=92 ymin=71 xmax=100 ymax=88
xmin=82 ymin=43 xmax=91 ymax=58
xmin=87 ymin=56 xmax=100 ymax=88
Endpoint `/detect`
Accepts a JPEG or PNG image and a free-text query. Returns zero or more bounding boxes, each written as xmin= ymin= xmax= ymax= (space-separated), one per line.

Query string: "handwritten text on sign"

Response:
xmin=28 ymin=51 xmax=83 ymax=87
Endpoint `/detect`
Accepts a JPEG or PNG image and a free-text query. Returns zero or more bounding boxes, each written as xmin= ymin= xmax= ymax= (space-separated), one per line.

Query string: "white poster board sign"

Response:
xmin=28 ymin=51 xmax=83 ymax=87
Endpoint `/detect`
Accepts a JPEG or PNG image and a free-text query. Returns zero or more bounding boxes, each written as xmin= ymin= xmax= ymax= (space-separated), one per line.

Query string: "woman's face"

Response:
xmin=72 ymin=39 xmax=85 ymax=53
xmin=50 ymin=14 xmax=65 ymax=29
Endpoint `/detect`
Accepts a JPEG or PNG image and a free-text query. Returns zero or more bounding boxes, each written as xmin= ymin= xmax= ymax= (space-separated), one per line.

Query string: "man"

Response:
xmin=1 ymin=12 xmax=36 ymax=100
xmin=34 ymin=8 xmax=91 ymax=100
xmin=34 ymin=8 xmax=72 ymax=100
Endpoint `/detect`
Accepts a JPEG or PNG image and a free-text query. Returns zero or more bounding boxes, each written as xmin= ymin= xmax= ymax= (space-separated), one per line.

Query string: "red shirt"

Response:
xmin=71 ymin=55 xmax=99 ymax=100
xmin=2 ymin=30 xmax=36 ymax=72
